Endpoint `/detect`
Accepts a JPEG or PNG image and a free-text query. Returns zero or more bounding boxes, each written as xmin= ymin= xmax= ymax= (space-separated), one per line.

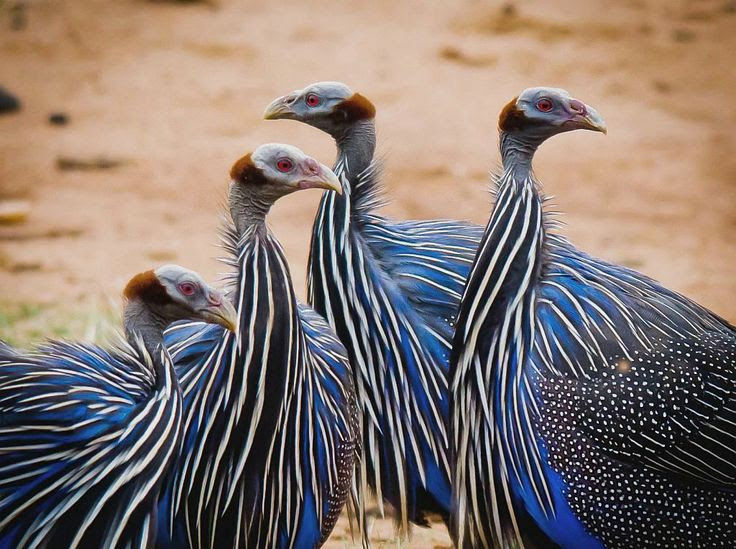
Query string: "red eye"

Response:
xmin=276 ymin=158 xmax=293 ymax=172
xmin=305 ymin=93 xmax=321 ymax=107
xmin=536 ymin=98 xmax=554 ymax=112
xmin=178 ymin=282 xmax=196 ymax=296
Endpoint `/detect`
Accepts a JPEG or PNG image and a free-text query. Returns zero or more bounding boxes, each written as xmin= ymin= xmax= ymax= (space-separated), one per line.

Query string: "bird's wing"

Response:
xmin=362 ymin=216 xmax=483 ymax=341
xmin=299 ymin=304 xmax=362 ymax=542
xmin=0 ymin=340 xmax=160 ymax=541
xmin=165 ymin=320 xmax=226 ymax=396
xmin=534 ymin=240 xmax=736 ymax=488
xmin=0 ymin=340 xmax=152 ymax=427
xmin=558 ymin=331 xmax=736 ymax=488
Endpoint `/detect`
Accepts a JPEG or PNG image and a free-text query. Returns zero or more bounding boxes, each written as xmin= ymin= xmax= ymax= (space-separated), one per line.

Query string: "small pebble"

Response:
xmin=0 ymin=200 xmax=31 ymax=225
xmin=48 ymin=112 xmax=69 ymax=126
xmin=672 ymin=29 xmax=696 ymax=42
xmin=10 ymin=1 xmax=27 ymax=31
xmin=0 ymin=87 xmax=21 ymax=114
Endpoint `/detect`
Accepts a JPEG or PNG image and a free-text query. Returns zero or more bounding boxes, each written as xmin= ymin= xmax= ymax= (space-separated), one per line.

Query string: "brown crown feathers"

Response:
xmin=123 ymin=270 xmax=172 ymax=305
xmin=498 ymin=97 xmax=528 ymax=132
xmin=230 ymin=153 xmax=268 ymax=185
xmin=332 ymin=93 xmax=376 ymax=123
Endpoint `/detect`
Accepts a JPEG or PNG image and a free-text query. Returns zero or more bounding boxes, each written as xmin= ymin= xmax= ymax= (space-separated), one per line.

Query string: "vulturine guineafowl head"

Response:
xmin=498 ymin=87 xmax=607 ymax=138
xmin=229 ymin=143 xmax=342 ymax=195
xmin=227 ymin=143 xmax=341 ymax=230
xmin=124 ymin=265 xmax=237 ymax=340
xmin=264 ymin=81 xmax=375 ymax=138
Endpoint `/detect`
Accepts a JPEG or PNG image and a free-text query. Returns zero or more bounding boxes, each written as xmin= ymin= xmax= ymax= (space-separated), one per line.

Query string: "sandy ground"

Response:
xmin=1 ymin=0 xmax=735 ymax=545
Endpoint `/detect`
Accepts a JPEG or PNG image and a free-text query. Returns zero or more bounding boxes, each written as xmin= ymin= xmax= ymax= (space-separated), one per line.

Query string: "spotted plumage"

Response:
xmin=450 ymin=87 xmax=736 ymax=548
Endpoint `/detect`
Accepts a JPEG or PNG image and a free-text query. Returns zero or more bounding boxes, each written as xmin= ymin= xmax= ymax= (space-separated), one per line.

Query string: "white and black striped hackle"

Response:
xmin=267 ymin=84 xmax=483 ymax=531
xmin=162 ymin=147 xmax=360 ymax=548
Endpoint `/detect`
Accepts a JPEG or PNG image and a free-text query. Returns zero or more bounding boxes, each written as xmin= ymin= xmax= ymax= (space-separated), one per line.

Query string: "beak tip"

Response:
xmin=224 ymin=308 xmax=238 ymax=333
xmin=204 ymin=304 xmax=238 ymax=333
xmin=263 ymin=102 xmax=283 ymax=121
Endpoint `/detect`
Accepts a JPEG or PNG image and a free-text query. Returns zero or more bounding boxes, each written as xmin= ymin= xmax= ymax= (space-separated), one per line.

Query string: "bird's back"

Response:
xmin=527 ymin=237 xmax=736 ymax=547
xmin=362 ymin=216 xmax=483 ymax=342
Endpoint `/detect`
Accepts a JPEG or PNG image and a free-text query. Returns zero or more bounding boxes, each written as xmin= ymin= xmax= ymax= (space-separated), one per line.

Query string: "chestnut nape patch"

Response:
xmin=334 ymin=93 xmax=376 ymax=123
xmin=230 ymin=153 xmax=268 ymax=185
xmin=498 ymin=97 xmax=528 ymax=132
xmin=124 ymin=270 xmax=171 ymax=305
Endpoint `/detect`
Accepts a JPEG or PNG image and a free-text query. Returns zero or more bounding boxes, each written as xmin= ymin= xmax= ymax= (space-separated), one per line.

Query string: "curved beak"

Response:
xmin=200 ymin=298 xmax=238 ymax=332
xmin=571 ymin=103 xmax=607 ymax=134
xmin=263 ymin=93 xmax=298 ymax=120
xmin=297 ymin=162 xmax=343 ymax=194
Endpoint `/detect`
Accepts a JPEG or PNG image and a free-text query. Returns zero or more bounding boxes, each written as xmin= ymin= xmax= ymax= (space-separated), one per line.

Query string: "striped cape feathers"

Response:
xmin=162 ymin=216 xmax=360 ymax=548
xmin=307 ymin=156 xmax=483 ymax=529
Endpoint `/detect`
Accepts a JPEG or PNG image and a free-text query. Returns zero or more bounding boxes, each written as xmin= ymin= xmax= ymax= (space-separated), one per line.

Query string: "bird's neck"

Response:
xmin=334 ymin=119 xmax=376 ymax=180
xmin=124 ymin=298 xmax=168 ymax=377
xmin=227 ymin=225 xmax=308 ymax=454
xmin=453 ymin=131 xmax=567 ymax=548
xmin=229 ymin=182 xmax=274 ymax=235
xmin=453 ymin=130 xmax=547 ymax=392
xmin=499 ymin=131 xmax=542 ymax=181
xmin=451 ymin=132 xmax=549 ymax=549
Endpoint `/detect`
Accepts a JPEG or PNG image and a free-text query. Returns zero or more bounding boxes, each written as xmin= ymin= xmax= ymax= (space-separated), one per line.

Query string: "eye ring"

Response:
xmin=178 ymin=282 xmax=196 ymax=296
xmin=276 ymin=158 xmax=293 ymax=172
xmin=536 ymin=98 xmax=554 ymax=112
xmin=305 ymin=93 xmax=321 ymax=108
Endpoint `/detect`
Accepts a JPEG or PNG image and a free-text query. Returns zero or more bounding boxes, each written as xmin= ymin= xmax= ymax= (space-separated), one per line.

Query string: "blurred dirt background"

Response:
xmin=1 ymin=0 xmax=735 ymax=545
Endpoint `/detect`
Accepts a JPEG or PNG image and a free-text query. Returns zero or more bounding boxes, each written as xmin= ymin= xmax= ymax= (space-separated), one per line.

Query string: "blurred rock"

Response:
xmin=0 ymin=87 xmax=21 ymax=114
xmin=0 ymin=227 xmax=85 ymax=242
xmin=48 ymin=112 xmax=69 ymax=126
xmin=438 ymin=45 xmax=497 ymax=68
xmin=501 ymin=2 xmax=517 ymax=17
xmin=672 ymin=29 xmax=696 ymax=42
xmin=8 ymin=262 xmax=42 ymax=273
xmin=56 ymin=156 xmax=129 ymax=171
xmin=10 ymin=1 xmax=27 ymax=31
xmin=0 ymin=200 xmax=31 ymax=225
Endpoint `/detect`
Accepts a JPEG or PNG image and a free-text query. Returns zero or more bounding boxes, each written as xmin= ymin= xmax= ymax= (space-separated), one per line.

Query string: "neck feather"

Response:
xmin=499 ymin=131 xmax=542 ymax=180
xmin=124 ymin=298 xmax=168 ymax=361
xmin=229 ymin=183 xmax=274 ymax=234
xmin=334 ymin=119 xmax=376 ymax=177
